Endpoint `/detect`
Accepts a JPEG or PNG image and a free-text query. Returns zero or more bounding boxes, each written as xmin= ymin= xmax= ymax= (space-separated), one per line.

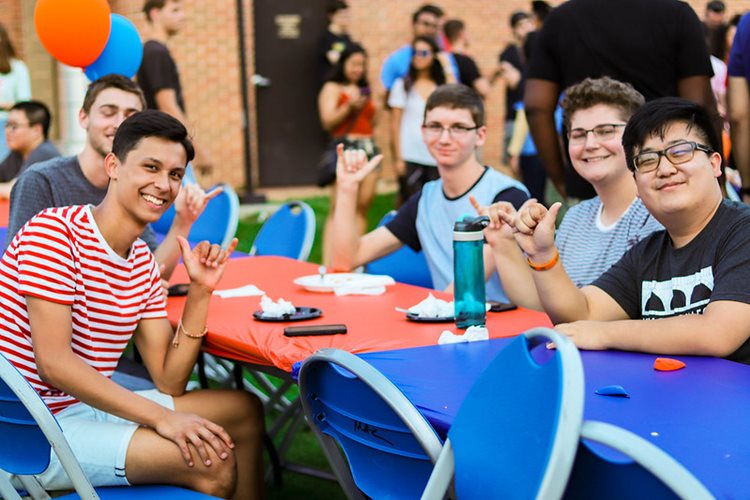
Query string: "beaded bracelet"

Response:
xmin=171 ymin=320 xmax=208 ymax=347
xmin=527 ymin=250 xmax=560 ymax=272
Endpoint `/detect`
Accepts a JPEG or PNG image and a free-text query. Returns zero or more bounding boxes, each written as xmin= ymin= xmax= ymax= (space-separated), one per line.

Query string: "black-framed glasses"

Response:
xmin=4 ymin=122 xmax=31 ymax=131
xmin=632 ymin=141 xmax=714 ymax=173
xmin=567 ymin=123 xmax=626 ymax=144
xmin=422 ymin=123 xmax=479 ymax=138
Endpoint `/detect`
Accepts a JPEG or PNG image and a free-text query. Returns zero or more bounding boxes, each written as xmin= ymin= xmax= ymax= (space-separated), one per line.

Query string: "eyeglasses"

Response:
xmin=631 ymin=141 xmax=714 ymax=173
xmin=413 ymin=49 xmax=433 ymax=58
xmin=4 ymin=122 xmax=30 ymax=131
xmin=422 ymin=123 xmax=479 ymax=138
xmin=567 ymin=123 xmax=626 ymax=144
xmin=416 ymin=19 xmax=438 ymax=29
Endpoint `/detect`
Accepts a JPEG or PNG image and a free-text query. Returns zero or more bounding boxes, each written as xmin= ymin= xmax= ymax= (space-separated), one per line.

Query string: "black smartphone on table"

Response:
xmin=284 ymin=324 xmax=348 ymax=337
xmin=488 ymin=301 xmax=518 ymax=313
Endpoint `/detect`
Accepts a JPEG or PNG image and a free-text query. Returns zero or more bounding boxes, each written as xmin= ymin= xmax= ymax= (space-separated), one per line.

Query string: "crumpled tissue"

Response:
xmin=259 ymin=295 xmax=296 ymax=318
xmin=438 ymin=325 xmax=490 ymax=344
xmin=408 ymin=293 xmax=454 ymax=318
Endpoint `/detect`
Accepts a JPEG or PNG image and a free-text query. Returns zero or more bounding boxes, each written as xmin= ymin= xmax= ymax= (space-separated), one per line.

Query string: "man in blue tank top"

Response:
xmin=330 ymin=83 xmax=529 ymax=301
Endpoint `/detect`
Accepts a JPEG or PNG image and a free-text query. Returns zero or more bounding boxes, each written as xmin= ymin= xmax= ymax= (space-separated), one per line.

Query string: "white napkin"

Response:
xmin=259 ymin=295 xmax=296 ymax=318
xmin=332 ymin=274 xmax=395 ymax=296
xmin=438 ymin=325 xmax=490 ymax=344
xmin=214 ymin=284 xmax=265 ymax=298
xmin=408 ymin=293 xmax=454 ymax=318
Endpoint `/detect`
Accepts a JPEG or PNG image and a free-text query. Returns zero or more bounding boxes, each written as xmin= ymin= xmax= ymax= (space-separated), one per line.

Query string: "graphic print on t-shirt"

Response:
xmin=641 ymin=266 xmax=714 ymax=318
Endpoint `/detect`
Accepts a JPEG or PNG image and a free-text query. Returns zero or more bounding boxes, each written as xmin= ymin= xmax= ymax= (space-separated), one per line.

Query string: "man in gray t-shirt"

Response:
xmin=0 ymin=101 xmax=60 ymax=199
xmin=6 ymin=75 xmax=215 ymax=280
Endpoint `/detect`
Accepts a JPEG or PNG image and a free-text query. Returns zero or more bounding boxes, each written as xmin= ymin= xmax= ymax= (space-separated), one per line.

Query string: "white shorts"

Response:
xmin=36 ymin=389 xmax=175 ymax=490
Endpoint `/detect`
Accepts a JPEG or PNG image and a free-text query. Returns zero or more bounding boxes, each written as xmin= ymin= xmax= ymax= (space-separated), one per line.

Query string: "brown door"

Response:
xmin=253 ymin=0 xmax=328 ymax=187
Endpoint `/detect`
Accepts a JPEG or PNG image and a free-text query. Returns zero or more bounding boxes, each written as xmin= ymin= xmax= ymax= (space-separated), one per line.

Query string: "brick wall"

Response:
xmin=4 ymin=0 xmax=750 ymax=190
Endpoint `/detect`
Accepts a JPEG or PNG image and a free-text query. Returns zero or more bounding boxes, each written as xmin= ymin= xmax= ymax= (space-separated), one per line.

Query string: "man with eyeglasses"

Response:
xmin=0 ymin=100 xmax=59 ymax=199
xmin=380 ymin=4 xmax=459 ymax=93
xmin=330 ymin=84 xmax=529 ymax=302
xmin=502 ymin=97 xmax=750 ymax=364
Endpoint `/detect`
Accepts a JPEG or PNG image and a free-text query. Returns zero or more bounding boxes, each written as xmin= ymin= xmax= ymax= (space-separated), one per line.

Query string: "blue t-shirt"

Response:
xmin=386 ymin=167 xmax=529 ymax=301
xmin=380 ymin=45 xmax=460 ymax=91
xmin=728 ymin=13 xmax=750 ymax=78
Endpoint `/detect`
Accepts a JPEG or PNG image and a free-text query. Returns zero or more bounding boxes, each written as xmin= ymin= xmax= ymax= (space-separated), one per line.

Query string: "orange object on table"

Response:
xmin=0 ymin=199 xmax=9 ymax=228
xmin=166 ymin=256 xmax=552 ymax=372
xmin=654 ymin=357 xmax=686 ymax=371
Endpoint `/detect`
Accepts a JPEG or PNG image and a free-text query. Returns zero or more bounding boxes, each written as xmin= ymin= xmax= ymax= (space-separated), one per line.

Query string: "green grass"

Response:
xmin=236 ymin=192 xmax=397 ymax=264
xmin=237 ymin=192 xmax=396 ymax=497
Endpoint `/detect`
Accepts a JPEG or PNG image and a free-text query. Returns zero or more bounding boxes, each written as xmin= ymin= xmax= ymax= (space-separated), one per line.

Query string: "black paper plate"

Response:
xmin=253 ymin=307 xmax=322 ymax=322
xmin=405 ymin=312 xmax=454 ymax=323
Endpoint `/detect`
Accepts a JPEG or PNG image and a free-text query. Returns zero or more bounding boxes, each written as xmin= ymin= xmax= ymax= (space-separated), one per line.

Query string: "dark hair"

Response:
xmin=412 ymin=4 xmax=444 ymax=24
xmin=82 ymin=74 xmax=146 ymax=115
xmin=561 ymin=77 xmax=644 ymax=131
xmin=443 ymin=19 xmax=464 ymax=44
xmin=327 ymin=0 xmax=349 ymax=16
xmin=0 ymin=23 xmax=17 ymax=74
xmin=424 ymin=83 xmax=484 ymax=127
xmin=326 ymin=43 xmax=368 ymax=87
xmin=730 ymin=13 xmax=742 ymax=27
xmin=706 ymin=0 xmax=726 ymax=13
xmin=621 ymin=97 xmax=721 ymax=172
xmin=143 ymin=0 xmax=175 ymax=22
xmin=510 ymin=11 xmax=530 ymax=29
xmin=405 ymin=36 xmax=446 ymax=91
xmin=531 ymin=0 xmax=552 ymax=22
xmin=10 ymin=101 xmax=52 ymax=139
xmin=112 ymin=109 xmax=195 ymax=165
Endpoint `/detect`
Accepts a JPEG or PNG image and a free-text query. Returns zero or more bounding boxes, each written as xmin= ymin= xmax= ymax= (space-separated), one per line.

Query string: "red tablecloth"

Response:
xmin=166 ymin=256 xmax=552 ymax=372
xmin=0 ymin=200 xmax=8 ymax=227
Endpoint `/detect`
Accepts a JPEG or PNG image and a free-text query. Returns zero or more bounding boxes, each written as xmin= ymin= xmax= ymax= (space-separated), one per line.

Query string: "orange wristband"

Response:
xmin=527 ymin=250 xmax=560 ymax=271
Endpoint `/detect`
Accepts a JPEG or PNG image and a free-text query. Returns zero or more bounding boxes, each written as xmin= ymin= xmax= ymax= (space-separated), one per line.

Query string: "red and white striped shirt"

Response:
xmin=0 ymin=205 xmax=165 ymax=414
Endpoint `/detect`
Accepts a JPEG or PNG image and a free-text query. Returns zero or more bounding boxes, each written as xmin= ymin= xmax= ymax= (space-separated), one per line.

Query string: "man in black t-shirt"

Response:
xmin=317 ymin=1 xmax=353 ymax=85
xmin=443 ymin=19 xmax=490 ymax=98
xmin=502 ymin=98 xmax=750 ymax=365
xmin=524 ymin=0 xmax=718 ymax=200
xmin=138 ymin=0 xmax=212 ymax=179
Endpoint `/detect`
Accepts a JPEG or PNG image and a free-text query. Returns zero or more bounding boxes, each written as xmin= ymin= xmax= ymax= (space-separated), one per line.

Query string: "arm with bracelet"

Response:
xmin=136 ymin=236 xmax=238 ymax=395
xmin=504 ymin=199 xmax=626 ymax=324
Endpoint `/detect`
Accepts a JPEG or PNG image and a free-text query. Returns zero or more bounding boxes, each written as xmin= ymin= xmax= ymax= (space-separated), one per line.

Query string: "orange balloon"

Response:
xmin=34 ymin=0 xmax=111 ymax=68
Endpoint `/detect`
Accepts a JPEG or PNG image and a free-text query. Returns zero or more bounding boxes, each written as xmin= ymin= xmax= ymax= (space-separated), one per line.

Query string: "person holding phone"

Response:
xmin=318 ymin=43 xmax=379 ymax=264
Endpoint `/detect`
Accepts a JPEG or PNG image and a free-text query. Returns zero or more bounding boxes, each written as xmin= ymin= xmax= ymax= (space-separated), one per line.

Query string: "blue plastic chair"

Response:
xmin=421 ymin=327 xmax=585 ymax=500
xmin=366 ymin=211 xmax=433 ymax=288
xmin=150 ymin=183 xmax=239 ymax=247
xmin=0 ymin=353 xmax=219 ymax=500
xmin=563 ymin=421 xmax=713 ymax=499
xmin=249 ymin=201 xmax=315 ymax=260
xmin=298 ymin=348 xmax=444 ymax=499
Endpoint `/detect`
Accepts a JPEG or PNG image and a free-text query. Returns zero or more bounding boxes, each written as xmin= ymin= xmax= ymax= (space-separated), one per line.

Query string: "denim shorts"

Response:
xmin=35 ymin=389 xmax=175 ymax=490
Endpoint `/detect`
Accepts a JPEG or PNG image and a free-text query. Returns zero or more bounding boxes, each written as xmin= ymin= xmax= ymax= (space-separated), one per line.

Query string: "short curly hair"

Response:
xmin=561 ymin=77 xmax=645 ymax=131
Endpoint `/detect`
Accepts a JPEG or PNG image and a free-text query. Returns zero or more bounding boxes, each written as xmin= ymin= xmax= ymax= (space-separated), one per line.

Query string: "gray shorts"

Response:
xmin=36 ymin=389 xmax=175 ymax=490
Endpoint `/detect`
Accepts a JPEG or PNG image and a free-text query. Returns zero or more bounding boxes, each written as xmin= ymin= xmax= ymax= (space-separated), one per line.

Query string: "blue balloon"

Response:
xmin=84 ymin=14 xmax=142 ymax=81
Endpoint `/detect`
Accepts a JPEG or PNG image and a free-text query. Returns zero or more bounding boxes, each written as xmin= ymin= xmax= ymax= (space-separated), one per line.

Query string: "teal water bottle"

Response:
xmin=453 ymin=215 xmax=490 ymax=329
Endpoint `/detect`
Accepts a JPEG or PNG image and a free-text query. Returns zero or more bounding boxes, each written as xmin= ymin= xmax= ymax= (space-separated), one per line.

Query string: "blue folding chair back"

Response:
xmin=299 ymin=348 xmax=443 ymax=499
xmin=422 ymin=327 xmax=585 ymax=500
xmin=0 ymin=352 xmax=218 ymax=500
xmin=250 ymin=201 xmax=315 ymax=260
xmin=366 ymin=211 xmax=433 ymax=288
xmin=563 ymin=420 xmax=714 ymax=499
xmin=150 ymin=183 xmax=239 ymax=248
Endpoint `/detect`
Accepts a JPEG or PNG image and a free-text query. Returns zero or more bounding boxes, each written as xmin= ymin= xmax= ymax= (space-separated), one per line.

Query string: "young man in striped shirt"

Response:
xmin=0 ymin=110 xmax=263 ymax=498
